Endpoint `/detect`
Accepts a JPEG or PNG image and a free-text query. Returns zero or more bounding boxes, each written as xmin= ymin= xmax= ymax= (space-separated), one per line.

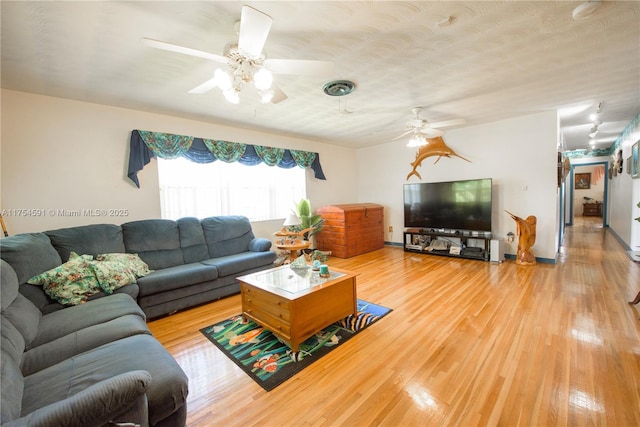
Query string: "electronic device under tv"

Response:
xmin=403 ymin=178 xmax=492 ymax=232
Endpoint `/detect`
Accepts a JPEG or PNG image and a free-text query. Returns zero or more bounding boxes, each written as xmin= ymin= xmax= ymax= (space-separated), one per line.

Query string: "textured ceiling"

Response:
xmin=2 ymin=1 xmax=639 ymax=151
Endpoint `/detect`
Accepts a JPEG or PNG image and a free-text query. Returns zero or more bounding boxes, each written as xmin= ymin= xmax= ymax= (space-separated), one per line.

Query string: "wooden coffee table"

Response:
xmin=237 ymin=265 xmax=357 ymax=352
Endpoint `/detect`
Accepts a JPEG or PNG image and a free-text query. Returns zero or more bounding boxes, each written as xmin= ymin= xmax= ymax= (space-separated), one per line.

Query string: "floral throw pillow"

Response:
xmin=68 ymin=251 xmax=94 ymax=262
xmin=88 ymin=260 xmax=138 ymax=294
xmin=95 ymin=253 xmax=152 ymax=277
xmin=27 ymin=257 xmax=101 ymax=306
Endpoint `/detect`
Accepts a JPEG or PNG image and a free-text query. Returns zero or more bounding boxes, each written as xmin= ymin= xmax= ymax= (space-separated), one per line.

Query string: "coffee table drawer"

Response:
xmin=244 ymin=305 xmax=292 ymax=339
xmin=242 ymin=284 xmax=291 ymax=321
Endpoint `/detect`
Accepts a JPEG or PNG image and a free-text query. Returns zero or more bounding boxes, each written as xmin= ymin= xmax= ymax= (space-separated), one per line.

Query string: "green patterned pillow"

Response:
xmin=88 ymin=260 xmax=137 ymax=294
xmin=68 ymin=251 xmax=94 ymax=261
xmin=95 ymin=253 xmax=152 ymax=277
xmin=27 ymin=257 xmax=101 ymax=305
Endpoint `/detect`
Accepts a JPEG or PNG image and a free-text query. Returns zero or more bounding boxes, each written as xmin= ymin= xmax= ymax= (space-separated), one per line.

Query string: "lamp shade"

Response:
xmin=283 ymin=213 xmax=302 ymax=227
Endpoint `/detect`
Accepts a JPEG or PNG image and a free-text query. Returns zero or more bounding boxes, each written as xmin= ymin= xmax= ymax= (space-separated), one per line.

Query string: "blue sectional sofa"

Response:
xmin=0 ymin=215 xmax=276 ymax=426
xmin=2 ymin=215 xmax=276 ymax=319
xmin=1 ymin=257 xmax=189 ymax=427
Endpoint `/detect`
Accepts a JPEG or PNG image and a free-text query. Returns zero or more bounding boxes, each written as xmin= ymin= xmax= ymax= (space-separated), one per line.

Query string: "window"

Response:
xmin=157 ymin=157 xmax=306 ymax=221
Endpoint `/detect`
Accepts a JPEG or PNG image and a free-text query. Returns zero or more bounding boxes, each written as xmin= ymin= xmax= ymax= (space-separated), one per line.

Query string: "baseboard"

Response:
xmin=627 ymin=251 xmax=640 ymax=262
xmin=384 ymin=241 xmax=404 ymax=247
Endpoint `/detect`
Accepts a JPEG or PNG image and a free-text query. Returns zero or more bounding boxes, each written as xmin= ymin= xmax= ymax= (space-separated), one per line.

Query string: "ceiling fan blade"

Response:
xmin=238 ymin=5 xmax=272 ymax=59
xmin=264 ymin=58 xmax=335 ymax=76
xmin=271 ymin=85 xmax=288 ymax=104
xmin=392 ymin=129 xmax=414 ymax=141
xmin=188 ymin=77 xmax=218 ymax=95
xmin=141 ymin=38 xmax=227 ymax=64
xmin=429 ymin=118 xmax=466 ymax=129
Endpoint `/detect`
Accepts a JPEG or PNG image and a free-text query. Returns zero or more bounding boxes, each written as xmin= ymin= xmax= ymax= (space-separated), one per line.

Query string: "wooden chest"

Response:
xmin=583 ymin=202 xmax=602 ymax=217
xmin=316 ymin=203 xmax=384 ymax=258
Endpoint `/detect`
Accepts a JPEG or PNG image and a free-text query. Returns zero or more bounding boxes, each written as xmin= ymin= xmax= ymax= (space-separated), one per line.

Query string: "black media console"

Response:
xmin=403 ymin=228 xmax=492 ymax=261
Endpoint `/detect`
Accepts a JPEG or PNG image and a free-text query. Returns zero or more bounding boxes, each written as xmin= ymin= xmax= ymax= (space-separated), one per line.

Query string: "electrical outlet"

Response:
xmin=388 ymin=226 xmax=393 ymax=232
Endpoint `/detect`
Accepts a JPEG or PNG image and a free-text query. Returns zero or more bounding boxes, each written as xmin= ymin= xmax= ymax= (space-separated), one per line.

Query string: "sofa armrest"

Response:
xmin=4 ymin=370 xmax=151 ymax=427
xmin=249 ymin=237 xmax=272 ymax=252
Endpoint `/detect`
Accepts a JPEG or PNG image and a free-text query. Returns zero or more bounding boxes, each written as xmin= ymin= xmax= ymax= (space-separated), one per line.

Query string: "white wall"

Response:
xmin=0 ymin=89 xmax=357 ymax=238
xmin=607 ymin=125 xmax=640 ymax=250
xmin=357 ymin=111 xmax=560 ymax=260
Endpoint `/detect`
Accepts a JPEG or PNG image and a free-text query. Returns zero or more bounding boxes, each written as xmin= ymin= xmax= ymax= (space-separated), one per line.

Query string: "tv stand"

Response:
xmin=403 ymin=228 xmax=491 ymax=261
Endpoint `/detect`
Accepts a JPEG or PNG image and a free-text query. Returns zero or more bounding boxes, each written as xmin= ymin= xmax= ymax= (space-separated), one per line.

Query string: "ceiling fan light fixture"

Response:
xmin=407 ymin=134 xmax=427 ymax=148
xmin=259 ymin=89 xmax=274 ymax=104
xmin=253 ymin=67 xmax=273 ymax=91
xmin=223 ymin=89 xmax=240 ymax=104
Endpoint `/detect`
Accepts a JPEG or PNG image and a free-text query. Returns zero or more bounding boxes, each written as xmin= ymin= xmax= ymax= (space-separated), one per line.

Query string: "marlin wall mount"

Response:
xmin=406 ymin=136 xmax=471 ymax=181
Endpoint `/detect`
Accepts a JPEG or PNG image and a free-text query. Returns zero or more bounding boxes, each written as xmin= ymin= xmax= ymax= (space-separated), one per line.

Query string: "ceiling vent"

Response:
xmin=323 ymin=80 xmax=356 ymax=96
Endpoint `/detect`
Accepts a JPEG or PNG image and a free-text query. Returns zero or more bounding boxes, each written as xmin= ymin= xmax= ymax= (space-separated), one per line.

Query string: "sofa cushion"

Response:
xmin=21 ymin=314 xmax=151 ymax=376
xmin=22 ymin=334 xmax=188 ymax=427
xmin=1 ymin=260 xmax=42 ymax=347
xmin=178 ymin=217 xmax=209 ymax=263
xmin=28 ymin=293 xmax=146 ymax=349
xmin=122 ymin=219 xmax=184 ymax=269
xmin=0 ymin=233 xmax=62 ymax=284
xmin=202 ymin=251 xmax=277 ymax=277
xmin=136 ymin=263 xmax=218 ymax=297
xmin=1 ymin=260 xmax=19 ymax=311
xmin=27 ymin=257 xmax=102 ymax=306
xmin=2 ymin=293 xmax=42 ymax=348
xmin=18 ymin=370 xmax=151 ymax=427
xmin=249 ymin=237 xmax=273 ymax=252
xmin=18 ymin=282 xmax=139 ymax=315
xmin=202 ymin=215 xmax=255 ymax=258
xmin=0 ymin=347 xmax=24 ymax=424
xmin=45 ymin=224 xmax=125 ymax=262
xmin=1 ymin=316 xmax=26 ymax=367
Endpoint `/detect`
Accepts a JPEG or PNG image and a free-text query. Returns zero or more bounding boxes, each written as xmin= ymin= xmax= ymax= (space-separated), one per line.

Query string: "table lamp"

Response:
xmin=280 ymin=213 xmax=301 ymax=233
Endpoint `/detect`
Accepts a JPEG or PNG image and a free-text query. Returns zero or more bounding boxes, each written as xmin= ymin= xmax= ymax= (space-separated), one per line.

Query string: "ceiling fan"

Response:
xmin=393 ymin=107 xmax=466 ymax=147
xmin=141 ymin=5 xmax=334 ymax=104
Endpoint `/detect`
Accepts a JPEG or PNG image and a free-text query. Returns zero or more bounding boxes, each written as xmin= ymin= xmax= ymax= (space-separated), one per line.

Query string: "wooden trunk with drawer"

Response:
xmin=316 ymin=203 xmax=384 ymax=258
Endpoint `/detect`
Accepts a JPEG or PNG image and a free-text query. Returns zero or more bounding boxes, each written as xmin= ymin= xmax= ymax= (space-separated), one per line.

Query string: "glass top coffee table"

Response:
xmin=237 ymin=264 xmax=358 ymax=353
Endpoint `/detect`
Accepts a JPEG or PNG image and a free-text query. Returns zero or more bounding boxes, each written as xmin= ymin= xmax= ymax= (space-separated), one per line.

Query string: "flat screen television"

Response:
xmin=403 ymin=178 xmax=492 ymax=232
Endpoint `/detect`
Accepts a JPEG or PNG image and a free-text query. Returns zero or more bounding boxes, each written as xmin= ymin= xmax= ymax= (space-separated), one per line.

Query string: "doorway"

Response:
xmin=568 ymin=162 xmax=608 ymax=226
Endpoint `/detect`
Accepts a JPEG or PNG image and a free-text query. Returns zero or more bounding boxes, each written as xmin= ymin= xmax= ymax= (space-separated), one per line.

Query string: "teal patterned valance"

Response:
xmin=255 ymin=146 xmax=285 ymax=166
xmin=290 ymin=149 xmax=317 ymax=168
xmin=128 ymin=130 xmax=326 ymax=187
xmin=203 ymin=140 xmax=246 ymax=163
xmin=138 ymin=130 xmax=194 ymax=159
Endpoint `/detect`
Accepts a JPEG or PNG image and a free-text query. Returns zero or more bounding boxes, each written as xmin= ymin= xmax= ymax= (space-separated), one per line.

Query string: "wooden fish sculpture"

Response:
xmin=505 ymin=210 xmax=537 ymax=266
xmin=406 ymin=136 xmax=471 ymax=180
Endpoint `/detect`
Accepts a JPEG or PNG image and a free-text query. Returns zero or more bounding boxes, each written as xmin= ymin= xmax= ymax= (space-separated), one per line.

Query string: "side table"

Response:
xmin=275 ymin=240 xmax=310 ymax=262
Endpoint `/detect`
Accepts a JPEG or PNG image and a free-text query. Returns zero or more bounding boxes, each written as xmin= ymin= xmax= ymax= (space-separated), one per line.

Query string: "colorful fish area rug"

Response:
xmin=200 ymin=299 xmax=391 ymax=391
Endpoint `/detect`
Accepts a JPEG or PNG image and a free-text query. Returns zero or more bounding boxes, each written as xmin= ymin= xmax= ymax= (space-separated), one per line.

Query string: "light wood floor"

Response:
xmin=149 ymin=216 xmax=640 ymax=427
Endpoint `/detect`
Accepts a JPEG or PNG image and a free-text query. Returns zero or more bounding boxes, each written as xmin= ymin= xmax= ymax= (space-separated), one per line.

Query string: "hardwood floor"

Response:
xmin=149 ymin=216 xmax=640 ymax=426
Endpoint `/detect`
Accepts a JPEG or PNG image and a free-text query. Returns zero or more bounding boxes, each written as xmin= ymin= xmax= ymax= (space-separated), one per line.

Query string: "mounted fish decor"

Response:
xmin=406 ymin=136 xmax=471 ymax=181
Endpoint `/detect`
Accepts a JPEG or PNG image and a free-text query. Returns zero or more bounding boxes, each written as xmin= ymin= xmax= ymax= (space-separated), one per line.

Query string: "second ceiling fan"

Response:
xmin=394 ymin=107 xmax=466 ymax=147
xmin=142 ymin=5 xmax=334 ymax=104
